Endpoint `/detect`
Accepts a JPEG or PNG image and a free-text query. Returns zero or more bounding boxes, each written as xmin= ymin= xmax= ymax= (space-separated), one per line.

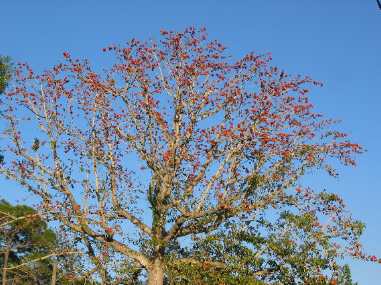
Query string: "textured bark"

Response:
xmin=50 ymin=262 xmax=57 ymax=285
xmin=2 ymin=248 xmax=9 ymax=285
xmin=147 ymin=258 xmax=164 ymax=285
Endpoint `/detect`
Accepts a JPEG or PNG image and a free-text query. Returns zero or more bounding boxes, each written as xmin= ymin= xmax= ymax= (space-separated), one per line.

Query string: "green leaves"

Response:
xmin=0 ymin=55 xmax=12 ymax=94
xmin=163 ymin=187 xmax=365 ymax=285
xmin=0 ymin=200 xmax=58 ymax=283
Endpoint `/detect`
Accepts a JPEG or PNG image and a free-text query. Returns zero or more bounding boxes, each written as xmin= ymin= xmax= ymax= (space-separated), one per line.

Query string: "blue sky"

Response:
xmin=1 ymin=0 xmax=380 ymax=283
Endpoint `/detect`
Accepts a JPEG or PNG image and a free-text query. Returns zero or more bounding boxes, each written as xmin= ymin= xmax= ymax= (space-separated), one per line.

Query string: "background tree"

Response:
xmin=165 ymin=192 xmax=363 ymax=284
xmin=0 ymin=199 xmax=57 ymax=284
xmin=0 ymin=27 xmax=376 ymax=284
xmin=0 ymin=56 xmax=12 ymax=94
xmin=337 ymin=265 xmax=358 ymax=285
xmin=0 ymin=200 xmax=95 ymax=285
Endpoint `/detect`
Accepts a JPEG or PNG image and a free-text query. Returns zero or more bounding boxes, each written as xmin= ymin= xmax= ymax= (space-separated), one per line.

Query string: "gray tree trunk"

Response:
xmin=50 ymin=262 xmax=57 ymax=285
xmin=2 ymin=248 xmax=9 ymax=285
xmin=147 ymin=258 xmax=164 ymax=285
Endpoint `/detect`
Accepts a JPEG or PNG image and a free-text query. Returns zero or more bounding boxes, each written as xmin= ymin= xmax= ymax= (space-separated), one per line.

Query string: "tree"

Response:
xmin=337 ymin=265 xmax=358 ymax=285
xmin=0 ymin=200 xmax=94 ymax=285
xmin=164 ymin=204 xmax=363 ymax=284
xmin=0 ymin=199 xmax=56 ymax=284
xmin=0 ymin=27 xmax=376 ymax=284
xmin=0 ymin=56 xmax=12 ymax=94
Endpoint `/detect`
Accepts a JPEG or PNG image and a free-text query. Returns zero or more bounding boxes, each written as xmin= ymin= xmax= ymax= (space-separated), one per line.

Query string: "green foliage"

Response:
xmin=162 ymin=189 xmax=364 ymax=285
xmin=338 ymin=265 xmax=358 ymax=285
xmin=0 ymin=56 xmax=12 ymax=94
xmin=0 ymin=200 xmax=94 ymax=285
xmin=0 ymin=199 xmax=57 ymax=255
xmin=0 ymin=199 xmax=57 ymax=283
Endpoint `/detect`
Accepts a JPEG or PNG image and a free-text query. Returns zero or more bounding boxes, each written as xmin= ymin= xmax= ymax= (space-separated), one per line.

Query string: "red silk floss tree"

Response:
xmin=0 ymin=27 xmax=377 ymax=284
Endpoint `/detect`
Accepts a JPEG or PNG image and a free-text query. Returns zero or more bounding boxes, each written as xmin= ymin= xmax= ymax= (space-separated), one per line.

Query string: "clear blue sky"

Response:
xmin=1 ymin=1 xmax=380 ymax=283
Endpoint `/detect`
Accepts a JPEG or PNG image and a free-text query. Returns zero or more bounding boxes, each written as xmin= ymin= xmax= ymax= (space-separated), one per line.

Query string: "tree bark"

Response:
xmin=50 ymin=261 xmax=57 ymax=285
xmin=147 ymin=258 xmax=164 ymax=285
xmin=2 ymin=248 xmax=9 ymax=285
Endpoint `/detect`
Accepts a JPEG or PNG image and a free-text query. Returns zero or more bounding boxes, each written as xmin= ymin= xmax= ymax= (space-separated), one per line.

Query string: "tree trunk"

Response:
xmin=147 ymin=258 xmax=164 ymax=285
xmin=50 ymin=262 xmax=57 ymax=285
xmin=2 ymin=248 xmax=9 ymax=285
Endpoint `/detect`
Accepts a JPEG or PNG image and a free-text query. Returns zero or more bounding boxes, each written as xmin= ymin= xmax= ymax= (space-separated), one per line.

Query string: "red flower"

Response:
xmin=105 ymin=227 xmax=114 ymax=235
xmin=370 ymin=255 xmax=378 ymax=262
xmin=163 ymin=150 xmax=171 ymax=162
xmin=63 ymin=51 xmax=70 ymax=59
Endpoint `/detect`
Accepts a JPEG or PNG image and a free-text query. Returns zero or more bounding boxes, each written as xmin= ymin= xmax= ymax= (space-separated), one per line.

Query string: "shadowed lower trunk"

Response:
xmin=2 ymin=248 xmax=9 ymax=285
xmin=50 ymin=262 xmax=57 ymax=285
xmin=147 ymin=258 xmax=164 ymax=285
